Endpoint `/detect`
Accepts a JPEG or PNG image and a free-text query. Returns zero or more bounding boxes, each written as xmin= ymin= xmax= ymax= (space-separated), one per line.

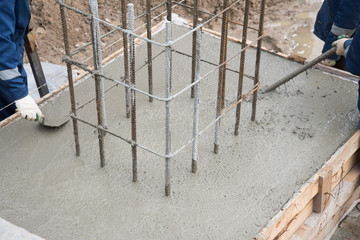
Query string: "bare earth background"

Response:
xmin=28 ymin=0 xmax=323 ymax=65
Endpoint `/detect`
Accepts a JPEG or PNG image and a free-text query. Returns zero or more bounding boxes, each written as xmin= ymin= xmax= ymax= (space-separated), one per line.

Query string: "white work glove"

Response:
xmin=333 ymin=38 xmax=349 ymax=56
xmin=321 ymin=58 xmax=336 ymax=67
xmin=15 ymin=95 xmax=43 ymax=121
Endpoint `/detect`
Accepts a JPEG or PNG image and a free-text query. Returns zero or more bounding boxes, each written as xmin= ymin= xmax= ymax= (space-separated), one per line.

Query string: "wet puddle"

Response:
xmin=287 ymin=0 xmax=324 ymax=60
xmin=289 ymin=11 xmax=323 ymax=60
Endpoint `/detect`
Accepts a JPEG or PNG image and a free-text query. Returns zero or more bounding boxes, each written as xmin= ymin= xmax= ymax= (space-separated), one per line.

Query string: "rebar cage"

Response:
xmin=57 ymin=0 xmax=266 ymax=196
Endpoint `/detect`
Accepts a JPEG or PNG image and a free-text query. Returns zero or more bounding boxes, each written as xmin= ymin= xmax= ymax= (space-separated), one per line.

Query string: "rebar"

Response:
xmin=214 ymin=0 xmax=229 ymax=154
xmin=165 ymin=21 xmax=172 ymax=196
xmin=251 ymin=0 xmax=266 ymax=121
xmin=220 ymin=0 xmax=229 ymax=108
xmin=128 ymin=4 xmax=138 ymax=182
xmin=146 ymin=0 xmax=154 ymax=102
xmin=190 ymin=0 xmax=198 ymax=98
xmin=234 ymin=0 xmax=250 ymax=136
xmin=191 ymin=26 xmax=202 ymax=174
xmin=166 ymin=0 xmax=173 ymax=90
xmin=121 ymin=0 xmax=131 ymax=118
xmin=89 ymin=0 xmax=106 ymax=167
xmin=59 ymin=3 xmax=80 ymax=157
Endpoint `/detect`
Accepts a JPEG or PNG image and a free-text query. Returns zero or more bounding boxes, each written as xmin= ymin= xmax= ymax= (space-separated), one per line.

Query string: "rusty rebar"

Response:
xmin=251 ymin=0 xmax=266 ymax=121
xmin=128 ymin=4 xmax=138 ymax=182
xmin=214 ymin=0 xmax=229 ymax=154
xmin=146 ymin=0 xmax=154 ymax=102
xmin=190 ymin=0 xmax=198 ymax=98
xmin=121 ymin=0 xmax=131 ymax=118
xmin=220 ymin=0 xmax=229 ymax=108
xmin=59 ymin=3 xmax=80 ymax=157
xmin=89 ymin=0 xmax=106 ymax=167
xmin=234 ymin=0 xmax=250 ymax=136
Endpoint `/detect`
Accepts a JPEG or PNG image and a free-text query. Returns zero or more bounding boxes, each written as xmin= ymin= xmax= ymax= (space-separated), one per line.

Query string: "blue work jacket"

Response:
xmin=0 ymin=0 xmax=30 ymax=120
xmin=314 ymin=0 xmax=360 ymax=41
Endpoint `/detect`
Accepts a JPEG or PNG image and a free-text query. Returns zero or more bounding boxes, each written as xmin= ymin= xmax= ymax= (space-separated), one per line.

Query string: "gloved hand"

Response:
xmin=333 ymin=38 xmax=351 ymax=56
xmin=15 ymin=95 xmax=43 ymax=121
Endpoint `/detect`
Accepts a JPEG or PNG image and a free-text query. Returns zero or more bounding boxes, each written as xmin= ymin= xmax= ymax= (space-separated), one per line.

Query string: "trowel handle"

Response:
xmin=262 ymin=46 xmax=337 ymax=93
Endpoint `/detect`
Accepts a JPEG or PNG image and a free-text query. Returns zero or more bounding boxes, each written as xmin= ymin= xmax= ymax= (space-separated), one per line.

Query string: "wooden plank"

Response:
xmin=255 ymin=177 xmax=319 ymax=240
xmin=274 ymin=200 xmax=314 ymax=240
xmin=326 ymin=131 xmax=360 ymax=189
xmin=290 ymin=163 xmax=360 ymax=240
xmin=330 ymin=149 xmax=360 ymax=190
xmin=313 ymin=165 xmax=333 ymax=213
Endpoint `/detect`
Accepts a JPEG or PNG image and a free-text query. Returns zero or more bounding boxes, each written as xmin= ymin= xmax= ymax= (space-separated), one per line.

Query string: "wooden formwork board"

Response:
xmin=255 ymin=131 xmax=360 ymax=240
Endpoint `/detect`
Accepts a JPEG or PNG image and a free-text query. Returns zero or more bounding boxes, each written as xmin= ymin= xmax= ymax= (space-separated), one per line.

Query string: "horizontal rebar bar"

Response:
xmin=62 ymin=34 xmax=264 ymax=104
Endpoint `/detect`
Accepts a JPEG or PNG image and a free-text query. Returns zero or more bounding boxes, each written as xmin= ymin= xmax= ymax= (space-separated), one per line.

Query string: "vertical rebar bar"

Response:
xmin=89 ymin=0 xmax=106 ymax=167
xmin=121 ymin=0 xmax=131 ymax=118
xmin=214 ymin=0 xmax=229 ymax=154
xmin=166 ymin=0 xmax=173 ymax=90
xmin=59 ymin=3 xmax=80 ymax=157
xmin=191 ymin=26 xmax=202 ymax=174
xmin=220 ymin=0 xmax=229 ymax=108
xmin=165 ymin=21 xmax=172 ymax=196
xmin=146 ymin=0 xmax=154 ymax=102
xmin=251 ymin=0 xmax=266 ymax=121
xmin=234 ymin=0 xmax=250 ymax=136
xmin=190 ymin=0 xmax=198 ymax=98
xmin=128 ymin=4 xmax=138 ymax=182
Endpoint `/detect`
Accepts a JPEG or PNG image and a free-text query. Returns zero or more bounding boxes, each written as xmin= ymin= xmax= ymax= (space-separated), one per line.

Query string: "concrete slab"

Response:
xmin=0 ymin=24 xmax=358 ymax=239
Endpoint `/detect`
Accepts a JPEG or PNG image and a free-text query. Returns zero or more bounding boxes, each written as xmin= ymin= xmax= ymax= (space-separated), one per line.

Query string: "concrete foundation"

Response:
xmin=0 ymin=24 xmax=358 ymax=239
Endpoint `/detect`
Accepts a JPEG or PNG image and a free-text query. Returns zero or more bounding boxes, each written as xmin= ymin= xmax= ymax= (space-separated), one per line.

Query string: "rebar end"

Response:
xmin=191 ymin=160 xmax=197 ymax=174
xmin=165 ymin=185 xmax=171 ymax=196
xmin=214 ymin=144 xmax=219 ymax=154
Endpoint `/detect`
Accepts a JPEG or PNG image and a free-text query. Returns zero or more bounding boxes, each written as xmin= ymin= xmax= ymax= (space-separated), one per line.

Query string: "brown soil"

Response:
xmin=28 ymin=0 xmax=321 ymax=65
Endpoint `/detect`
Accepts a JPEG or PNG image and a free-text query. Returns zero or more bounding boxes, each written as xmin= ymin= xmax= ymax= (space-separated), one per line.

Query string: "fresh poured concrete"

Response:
xmin=0 ymin=24 xmax=359 ymax=239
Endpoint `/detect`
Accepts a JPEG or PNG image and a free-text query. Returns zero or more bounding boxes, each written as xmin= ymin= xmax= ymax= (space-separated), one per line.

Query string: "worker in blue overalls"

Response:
xmin=0 ymin=0 xmax=43 ymax=121
xmin=334 ymin=32 xmax=360 ymax=128
xmin=314 ymin=0 xmax=360 ymax=67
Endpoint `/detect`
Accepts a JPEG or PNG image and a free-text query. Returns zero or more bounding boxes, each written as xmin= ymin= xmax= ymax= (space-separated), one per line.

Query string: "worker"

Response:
xmin=334 ymin=31 xmax=360 ymax=127
xmin=314 ymin=0 xmax=360 ymax=66
xmin=0 ymin=0 xmax=43 ymax=122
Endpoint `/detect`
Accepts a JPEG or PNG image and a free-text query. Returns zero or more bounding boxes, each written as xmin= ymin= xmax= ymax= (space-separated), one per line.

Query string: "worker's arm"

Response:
xmin=0 ymin=1 xmax=42 ymax=121
xmin=322 ymin=0 xmax=360 ymax=63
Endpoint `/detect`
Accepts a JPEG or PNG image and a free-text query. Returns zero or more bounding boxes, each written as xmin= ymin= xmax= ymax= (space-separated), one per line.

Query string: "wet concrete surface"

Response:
xmin=0 ymin=24 xmax=359 ymax=239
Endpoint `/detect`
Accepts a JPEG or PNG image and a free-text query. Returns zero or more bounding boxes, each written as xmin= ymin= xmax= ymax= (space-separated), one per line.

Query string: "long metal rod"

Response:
xmin=166 ymin=0 xmax=173 ymax=90
xmin=59 ymin=3 xmax=80 ymax=157
xmin=234 ymin=0 xmax=250 ymax=136
xmin=262 ymin=46 xmax=337 ymax=93
xmin=214 ymin=0 xmax=229 ymax=154
xmin=165 ymin=21 xmax=172 ymax=196
xmin=251 ymin=0 xmax=266 ymax=120
xmin=190 ymin=0 xmax=198 ymax=98
xmin=89 ymin=0 xmax=106 ymax=167
xmin=128 ymin=4 xmax=138 ymax=182
xmin=146 ymin=0 xmax=154 ymax=102
xmin=121 ymin=0 xmax=131 ymax=118
xmin=191 ymin=26 xmax=202 ymax=174
xmin=220 ymin=0 xmax=229 ymax=108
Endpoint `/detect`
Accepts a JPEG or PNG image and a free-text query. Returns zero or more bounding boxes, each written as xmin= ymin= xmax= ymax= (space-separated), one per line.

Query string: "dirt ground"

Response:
xmin=28 ymin=0 xmax=323 ymax=65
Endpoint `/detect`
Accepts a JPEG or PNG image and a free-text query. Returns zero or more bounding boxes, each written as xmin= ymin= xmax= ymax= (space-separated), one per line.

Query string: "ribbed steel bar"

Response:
xmin=146 ymin=0 xmax=154 ymax=102
xmin=166 ymin=0 xmax=172 ymax=21
xmin=220 ymin=0 xmax=229 ymax=108
xmin=89 ymin=0 xmax=106 ymax=167
xmin=190 ymin=0 xmax=198 ymax=98
xmin=121 ymin=0 xmax=131 ymax=118
xmin=191 ymin=26 xmax=202 ymax=174
xmin=214 ymin=0 xmax=229 ymax=154
xmin=59 ymin=2 xmax=80 ymax=157
xmin=234 ymin=0 xmax=250 ymax=136
xmin=251 ymin=0 xmax=266 ymax=121
xmin=164 ymin=21 xmax=172 ymax=196
xmin=128 ymin=3 xmax=138 ymax=182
